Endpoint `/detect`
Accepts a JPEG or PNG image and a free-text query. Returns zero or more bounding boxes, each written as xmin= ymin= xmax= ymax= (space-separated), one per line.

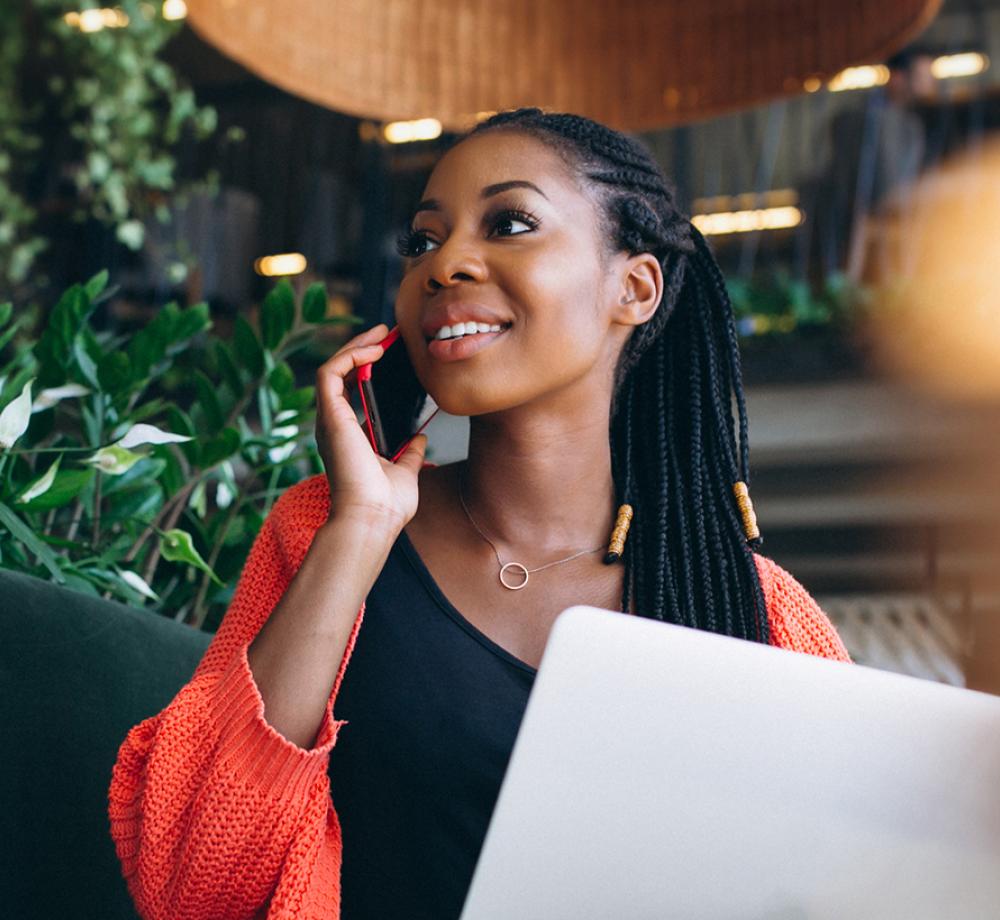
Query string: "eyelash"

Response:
xmin=394 ymin=205 xmax=542 ymax=259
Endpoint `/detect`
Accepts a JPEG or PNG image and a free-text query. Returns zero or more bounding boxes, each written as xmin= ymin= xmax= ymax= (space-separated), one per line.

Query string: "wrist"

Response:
xmin=323 ymin=507 xmax=404 ymax=542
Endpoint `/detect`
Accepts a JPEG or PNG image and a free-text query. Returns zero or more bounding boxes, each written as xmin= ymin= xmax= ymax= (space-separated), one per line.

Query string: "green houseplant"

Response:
xmin=1 ymin=1 xmax=218 ymax=299
xmin=0 ymin=271 xmax=363 ymax=631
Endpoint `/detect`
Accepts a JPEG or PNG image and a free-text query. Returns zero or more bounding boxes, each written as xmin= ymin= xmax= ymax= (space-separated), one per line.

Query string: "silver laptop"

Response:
xmin=459 ymin=605 xmax=1000 ymax=920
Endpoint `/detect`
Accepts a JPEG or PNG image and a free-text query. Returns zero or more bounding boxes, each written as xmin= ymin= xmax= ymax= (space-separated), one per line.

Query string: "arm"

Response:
xmin=107 ymin=474 xmax=397 ymax=920
xmin=753 ymin=553 xmax=853 ymax=664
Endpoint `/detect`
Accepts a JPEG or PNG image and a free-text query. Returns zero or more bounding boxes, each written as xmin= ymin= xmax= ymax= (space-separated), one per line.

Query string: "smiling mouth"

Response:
xmin=425 ymin=324 xmax=512 ymax=361
xmin=425 ymin=322 xmax=513 ymax=343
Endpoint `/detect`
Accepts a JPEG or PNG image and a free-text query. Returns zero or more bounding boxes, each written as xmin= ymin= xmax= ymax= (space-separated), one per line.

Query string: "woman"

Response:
xmin=108 ymin=107 xmax=851 ymax=920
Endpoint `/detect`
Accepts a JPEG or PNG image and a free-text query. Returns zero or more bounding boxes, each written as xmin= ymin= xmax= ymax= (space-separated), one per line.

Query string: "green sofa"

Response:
xmin=0 ymin=568 xmax=211 ymax=920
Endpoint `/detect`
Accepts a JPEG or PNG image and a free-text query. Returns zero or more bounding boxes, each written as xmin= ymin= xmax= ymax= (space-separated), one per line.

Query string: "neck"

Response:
xmin=457 ymin=409 xmax=618 ymax=557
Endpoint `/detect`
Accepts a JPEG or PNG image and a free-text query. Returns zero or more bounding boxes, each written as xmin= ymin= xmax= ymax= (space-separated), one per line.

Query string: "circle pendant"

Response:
xmin=499 ymin=562 xmax=529 ymax=590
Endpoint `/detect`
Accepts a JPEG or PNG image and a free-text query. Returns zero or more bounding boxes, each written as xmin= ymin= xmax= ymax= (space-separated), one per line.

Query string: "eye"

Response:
xmin=488 ymin=208 xmax=541 ymax=238
xmin=395 ymin=227 xmax=437 ymax=259
xmin=395 ymin=207 xmax=542 ymax=260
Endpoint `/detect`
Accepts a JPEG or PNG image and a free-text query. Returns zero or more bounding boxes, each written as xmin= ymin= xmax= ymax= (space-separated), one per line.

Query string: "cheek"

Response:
xmin=509 ymin=259 xmax=607 ymax=357
xmin=394 ymin=272 xmax=421 ymax=322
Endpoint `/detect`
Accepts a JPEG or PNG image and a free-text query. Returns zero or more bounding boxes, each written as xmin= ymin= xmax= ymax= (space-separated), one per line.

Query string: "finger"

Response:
xmin=336 ymin=323 xmax=389 ymax=355
xmin=317 ymin=343 xmax=384 ymax=401
xmin=393 ymin=433 xmax=428 ymax=475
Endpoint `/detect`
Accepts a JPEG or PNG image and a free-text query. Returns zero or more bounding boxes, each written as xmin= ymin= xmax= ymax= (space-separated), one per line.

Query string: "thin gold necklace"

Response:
xmin=457 ymin=467 xmax=604 ymax=591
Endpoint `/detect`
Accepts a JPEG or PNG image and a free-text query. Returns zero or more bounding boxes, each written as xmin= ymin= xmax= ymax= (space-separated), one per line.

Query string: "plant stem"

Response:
xmin=140 ymin=478 xmax=197 ymax=588
xmin=66 ymin=498 xmax=85 ymax=543
xmin=189 ymin=493 xmax=246 ymax=629
xmin=93 ymin=471 xmax=102 ymax=546
xmin=262 ymin=464 xmax=281 ymax=518
xmin=122 ymin=474 xmax=199 ymax=565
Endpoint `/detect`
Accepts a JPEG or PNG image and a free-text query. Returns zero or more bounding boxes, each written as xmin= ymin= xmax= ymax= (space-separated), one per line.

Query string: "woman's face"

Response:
xmin=394 ymin=130 xmax=644 ymax=418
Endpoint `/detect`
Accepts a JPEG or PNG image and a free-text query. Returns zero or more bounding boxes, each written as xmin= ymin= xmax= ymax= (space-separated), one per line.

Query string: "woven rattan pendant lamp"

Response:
xmin=185 ymin=0 xmax=942 ymax=132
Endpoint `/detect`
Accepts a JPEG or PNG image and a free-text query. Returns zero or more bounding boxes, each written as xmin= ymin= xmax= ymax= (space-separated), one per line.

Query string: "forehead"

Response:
xmin=420 ymin=130 xmax=584 ymax=204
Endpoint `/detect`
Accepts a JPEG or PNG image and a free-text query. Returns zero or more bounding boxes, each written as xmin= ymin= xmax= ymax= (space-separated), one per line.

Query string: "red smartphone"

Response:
xmin=355 ymin=325 xmax=439 ymax=462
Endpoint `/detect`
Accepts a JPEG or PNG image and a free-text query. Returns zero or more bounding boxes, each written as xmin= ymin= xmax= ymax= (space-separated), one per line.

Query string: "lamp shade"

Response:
xmin=185 ymin=0 xmax=943 ymax=132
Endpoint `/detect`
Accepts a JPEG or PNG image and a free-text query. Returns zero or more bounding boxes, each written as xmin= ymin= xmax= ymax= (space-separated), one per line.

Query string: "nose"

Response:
xmin=422 ymin=234 xmax=488 ymax=293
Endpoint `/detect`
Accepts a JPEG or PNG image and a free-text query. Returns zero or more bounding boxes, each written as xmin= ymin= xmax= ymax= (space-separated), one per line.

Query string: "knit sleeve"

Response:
xmin=107 ymin=473 xmax=359 ymax=920
xmin=753 ymin=554 xmax=853 ymax=664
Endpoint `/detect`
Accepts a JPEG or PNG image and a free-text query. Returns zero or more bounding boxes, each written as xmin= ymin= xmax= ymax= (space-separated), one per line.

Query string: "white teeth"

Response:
xmin=433 ymin=322 xmax=508 ymax=340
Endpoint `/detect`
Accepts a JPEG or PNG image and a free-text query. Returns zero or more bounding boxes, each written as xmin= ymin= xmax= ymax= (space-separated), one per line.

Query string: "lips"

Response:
xmin=426 ymin=325 xmax=509 ymax=362
xmin=421 ymin=303 xmax=512 ymax=341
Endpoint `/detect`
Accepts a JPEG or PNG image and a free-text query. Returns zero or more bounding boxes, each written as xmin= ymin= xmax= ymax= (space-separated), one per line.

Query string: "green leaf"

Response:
xmin=0 ymin=315 xmax=23 ymax=353
xmin=215 ymin=341 xmax=244 ymax=397
xmin=49 ymin=284 xmax=90 ymax=349
xmin=58 ymin=570 xmax=102 ymax=598
xmin=284 ymin=385 xmax=316 ymax=412
xmin=173 ymin=302 xmax=211 ymax=343
xmin=165 ymin=406 xmax=199 ymax=467
xmin=101 ymin=456 xmax=166 ymax=497
xmin=200 ymin=426 xmax=240 ymax=468
xmin=72 ymin=335 xmax=100 ymax=389
xmin=128 ymin=324 xmax=165 ymax=381
xmin=302 ymin=282 xmax=328 ymax=323
xmin=82 ymin=444 xmax=146 ymax=475
xmin=0 ymin=303 xmax=12 ymax=327
xmin=193 ymin=369 xmax=224 ymax=431
xmin=15 ymin=455 xmax=61 ymax=504
xmin=232 ymin=316 xmax=264 ymax=377
xmin=30 ymin=283 xmax=99 ymax=388
xmin=315 ymin=315 xmax=364 ymax=326
xmin=165 ymin=405 xmax=195 ymax=438
xmin=84 ymin=269 xmax=109 ymax=302
xmin=115 ymin=422 xmax=193 ymax=449
xmin=0 ymin=377 xmax=34 ymax=449
xmin=97 ymin=351 xmax=132 ymax=392
xmin=268 ymin=361 xmax=295 ymax=396
xmin=159 ymin=527 xmax=224 ymax=586
xmin=261 ymin=280 xmax=295 ymax=350
xmin=73 ymin=326 xmax=104 ymax=390
xmin=115 ymin=568 xmax=160 ymax=601
xmin=0 ymin=502 xmax=65 ymax=583
xmin=128 ymin=396 xmax=169 ymax=424
xmin=103 ymin=481 xmax=164 ymax=524
xmin=159 ymin=444 xmax=186 ymax=496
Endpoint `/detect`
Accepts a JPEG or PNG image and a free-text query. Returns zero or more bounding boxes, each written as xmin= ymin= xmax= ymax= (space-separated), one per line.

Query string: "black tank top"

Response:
xmin=328 ymin=527 xmax=537 ymax=920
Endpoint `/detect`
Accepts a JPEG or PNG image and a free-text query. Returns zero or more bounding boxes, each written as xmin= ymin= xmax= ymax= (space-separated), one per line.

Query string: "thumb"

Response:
xmin=393 ymin=433 xmax=428 ymax=475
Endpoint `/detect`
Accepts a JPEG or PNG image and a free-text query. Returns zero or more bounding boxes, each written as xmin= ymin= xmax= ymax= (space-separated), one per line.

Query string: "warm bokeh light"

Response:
xmin=63 ymin=8 xmax=129 ymax=31
xmin=931 ymin=52 xmax=989 ymax=79
xmin=254 ymin=253 xmax=307 ymax=277
xmin=383 ymin=119 xmax=443 ymax=144
xmin=162 ymin=0 xmax=188 ymax=21
xmin=692 ymin=206 xmax=802 ymax=236
xmin=827 ymin=65 xmax=891 ymax=92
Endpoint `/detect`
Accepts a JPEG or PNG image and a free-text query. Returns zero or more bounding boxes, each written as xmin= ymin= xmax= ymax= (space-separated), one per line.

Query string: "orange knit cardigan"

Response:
xmin=108 ymin=470 xmax=852 ymax=920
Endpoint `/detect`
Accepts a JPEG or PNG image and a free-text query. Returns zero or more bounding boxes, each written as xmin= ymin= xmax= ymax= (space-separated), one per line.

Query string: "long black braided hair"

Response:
xmin=458 ymin=107 xmax=770 ymax=645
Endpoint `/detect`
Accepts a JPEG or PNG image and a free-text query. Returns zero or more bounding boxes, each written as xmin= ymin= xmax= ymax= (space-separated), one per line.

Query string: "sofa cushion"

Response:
xmin=0 ymin=568 xmax=211 ymax=920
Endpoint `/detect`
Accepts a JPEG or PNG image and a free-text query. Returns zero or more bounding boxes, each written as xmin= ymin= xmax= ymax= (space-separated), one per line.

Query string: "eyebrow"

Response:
xmin=412 ymin=180 xmax=549 ymax=216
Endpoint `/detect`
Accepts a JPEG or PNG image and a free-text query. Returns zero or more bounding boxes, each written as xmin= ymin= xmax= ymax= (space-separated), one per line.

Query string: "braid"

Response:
xmin=461 ymin=107 xmax=769 ymax=645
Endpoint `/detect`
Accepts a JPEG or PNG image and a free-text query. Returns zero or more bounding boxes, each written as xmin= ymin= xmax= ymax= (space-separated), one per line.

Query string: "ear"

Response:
xmin=611 ymin=253 xmax=663 ymax=328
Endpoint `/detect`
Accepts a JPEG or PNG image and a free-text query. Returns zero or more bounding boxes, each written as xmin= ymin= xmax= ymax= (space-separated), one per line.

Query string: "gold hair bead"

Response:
xmin=604 ymin=503 xmax=634 ymax=564
xmin=732 ymin=481 xmax=760 ymax=542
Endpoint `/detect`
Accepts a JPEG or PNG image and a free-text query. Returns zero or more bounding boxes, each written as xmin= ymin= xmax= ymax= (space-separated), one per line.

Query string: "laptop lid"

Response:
xmin=460 ymin=605 xmax=1000 ymax=920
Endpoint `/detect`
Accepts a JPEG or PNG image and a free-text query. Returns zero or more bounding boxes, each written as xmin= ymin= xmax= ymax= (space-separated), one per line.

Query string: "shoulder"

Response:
xmin=752 ymin=553 xmax=853 ymax=664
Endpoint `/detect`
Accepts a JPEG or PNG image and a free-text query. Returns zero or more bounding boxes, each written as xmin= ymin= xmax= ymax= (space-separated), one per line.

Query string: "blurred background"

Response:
xmin=4 ymin=0 xmax=1000 ymax=690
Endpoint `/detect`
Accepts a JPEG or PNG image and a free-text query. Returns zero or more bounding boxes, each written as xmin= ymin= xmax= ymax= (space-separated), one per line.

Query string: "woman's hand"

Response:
xmin=315 ymin=322 xmax=427 ymax=531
